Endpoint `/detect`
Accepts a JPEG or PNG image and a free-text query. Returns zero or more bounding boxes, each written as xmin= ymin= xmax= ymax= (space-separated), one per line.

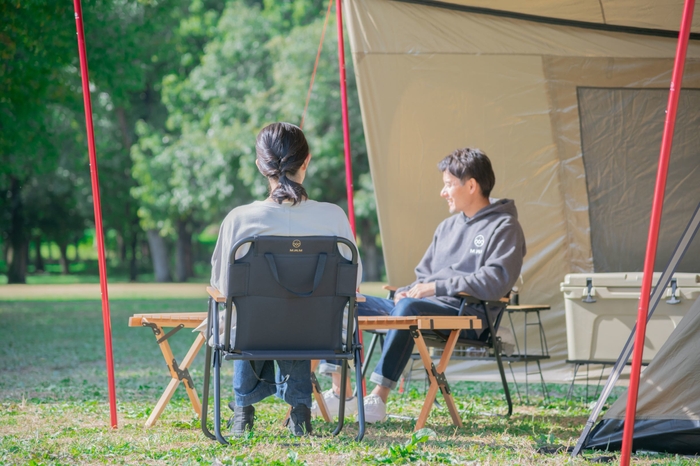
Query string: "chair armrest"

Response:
xmin=456 ymin=292 xmax=509 ymax=305
xmin=206 ymin=286 xmax=226 ymax=303
xmin=356 ymin=294 xmax=367 ymax=303
xmin=382 ymin=285 xmax=398 ymax=292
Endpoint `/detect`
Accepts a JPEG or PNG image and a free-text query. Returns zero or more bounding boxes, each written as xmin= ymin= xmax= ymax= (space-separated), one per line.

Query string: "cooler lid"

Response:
xmin=561 ymin=272 xmax=700 ymax=288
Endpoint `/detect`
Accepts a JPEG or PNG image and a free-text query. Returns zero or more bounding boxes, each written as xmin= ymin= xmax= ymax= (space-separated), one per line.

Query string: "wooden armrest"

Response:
xmin=456 ymin=292 xmax=509 ymax=304
xmin=506 ymin=304 xmax=550 ymax=312
xmin=206 ymin=286 xmax=226 ymax=303
xmin=355 ymin=294 xmax=367 ymax=303
xmin=382 ymin=285 xmax=398 ymax=291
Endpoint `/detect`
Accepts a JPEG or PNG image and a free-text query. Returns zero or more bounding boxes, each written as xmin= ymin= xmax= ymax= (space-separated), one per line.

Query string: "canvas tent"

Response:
xmin=581 ymin=295 xmax=700 ymax=454
xmin=344 ymin=0 xmax=700 ymax=381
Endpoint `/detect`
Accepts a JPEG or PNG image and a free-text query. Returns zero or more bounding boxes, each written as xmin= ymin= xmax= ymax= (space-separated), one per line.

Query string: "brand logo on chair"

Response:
xmin=290 ymin=239 xmax=303 ymax=252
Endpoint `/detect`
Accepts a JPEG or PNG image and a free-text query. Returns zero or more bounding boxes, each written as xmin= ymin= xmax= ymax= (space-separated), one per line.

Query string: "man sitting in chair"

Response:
xmin=317 ymin=147 xmax=526 ymax=423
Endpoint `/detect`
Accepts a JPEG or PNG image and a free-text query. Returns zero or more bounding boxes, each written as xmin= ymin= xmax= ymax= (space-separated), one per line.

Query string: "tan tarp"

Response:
xmin=345 ymin=0 xmax=700 ymax=381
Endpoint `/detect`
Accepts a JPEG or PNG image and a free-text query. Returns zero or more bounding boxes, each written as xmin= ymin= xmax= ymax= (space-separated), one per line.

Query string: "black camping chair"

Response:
xmin=362 ymin=289 xmax=513 ymax=416
xmin=201 ymin=235 xmax=365 ymax=444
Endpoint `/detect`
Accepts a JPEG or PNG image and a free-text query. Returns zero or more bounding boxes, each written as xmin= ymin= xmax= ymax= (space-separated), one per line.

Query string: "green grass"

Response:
xmin=0 ymin=299 xmax=696 ymax=465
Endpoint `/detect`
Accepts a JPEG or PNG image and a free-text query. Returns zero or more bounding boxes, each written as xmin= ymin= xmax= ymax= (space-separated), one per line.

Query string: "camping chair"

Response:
xmin=200 ymin=235 xmax=365 ymax=444
xmin=362 ymin=288 xmax=513 ymax=416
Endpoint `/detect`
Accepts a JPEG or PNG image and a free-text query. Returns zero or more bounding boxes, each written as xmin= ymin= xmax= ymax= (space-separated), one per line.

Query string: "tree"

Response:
xmin=0 ymin=1 xmax=77 ymax=282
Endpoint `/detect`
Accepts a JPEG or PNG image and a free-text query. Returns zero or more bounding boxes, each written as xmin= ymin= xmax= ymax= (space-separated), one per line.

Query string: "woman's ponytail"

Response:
xmin=255 ymin=123 xmax=309 ymax=205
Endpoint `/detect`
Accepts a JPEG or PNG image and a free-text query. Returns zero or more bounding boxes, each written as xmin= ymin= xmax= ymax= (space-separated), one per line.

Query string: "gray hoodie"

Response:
xmin=398 ymin=199 xmax=526 ymax=322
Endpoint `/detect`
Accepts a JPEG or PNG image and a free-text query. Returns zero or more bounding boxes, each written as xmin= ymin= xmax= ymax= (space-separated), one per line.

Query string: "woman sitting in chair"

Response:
xmin=209 ymin=122 xmax=361 ymax=437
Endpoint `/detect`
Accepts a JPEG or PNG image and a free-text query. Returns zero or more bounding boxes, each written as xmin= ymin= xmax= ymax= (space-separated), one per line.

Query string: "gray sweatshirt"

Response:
xmin=398 ymin=199 xmax=526 ymax=314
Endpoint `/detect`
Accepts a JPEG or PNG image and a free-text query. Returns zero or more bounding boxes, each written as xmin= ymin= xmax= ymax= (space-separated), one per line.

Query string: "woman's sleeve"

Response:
xmin=210 ymin=217 xmax=230 ymax=296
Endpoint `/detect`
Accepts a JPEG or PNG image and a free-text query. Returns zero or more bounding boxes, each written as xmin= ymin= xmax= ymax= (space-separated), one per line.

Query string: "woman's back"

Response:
xmin=210 ymin=199 xmax=361 ymax=295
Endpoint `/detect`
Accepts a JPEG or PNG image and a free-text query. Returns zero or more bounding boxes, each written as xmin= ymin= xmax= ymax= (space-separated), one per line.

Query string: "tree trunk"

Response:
xmin=116 ymin=231 xmax=126 ymax=263
xmin=7 ymin=177 xmax=28 ymax=284
xmin=175 ymin=219 xmax=193 ymax=282
xmin=34 ymin=237 xmax=45 ymax=272
xmin=129 ymin=229 xmax=138 ymax=282
xmin=74 ymin=239 xmax=80 ymax=261
xmin=146 ymin=229 xmax=171 ymax=282
xmin=358 ymin=220 xmax=381 ymax=282
xmin=58 ymin=241 xmax=70 ymax=275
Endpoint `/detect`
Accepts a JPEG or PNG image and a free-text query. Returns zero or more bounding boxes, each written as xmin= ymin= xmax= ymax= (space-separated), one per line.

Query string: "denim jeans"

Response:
xmin=233 ymin=359 xmax=312 ymax=408
xmin=320 ymin=296 xmax=479 ymax=390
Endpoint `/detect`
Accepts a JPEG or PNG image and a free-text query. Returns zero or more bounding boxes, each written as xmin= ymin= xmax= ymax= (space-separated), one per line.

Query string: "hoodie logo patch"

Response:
xmin=470 ymin=235 xmax=484 ymax=254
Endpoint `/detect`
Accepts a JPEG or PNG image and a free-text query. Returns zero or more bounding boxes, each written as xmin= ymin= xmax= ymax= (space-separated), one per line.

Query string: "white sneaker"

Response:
xmin=362 ymin=394 xmax=387 ymax=423
xmin=310 ymin=389 xmax=358 ymax=418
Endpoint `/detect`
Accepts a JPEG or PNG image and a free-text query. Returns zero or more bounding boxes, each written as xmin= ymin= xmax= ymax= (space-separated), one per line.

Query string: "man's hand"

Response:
xmin=393 ymin=290 xmax=408 ymax=304
xmin=406 ymin=282 xmax=436 ymax=299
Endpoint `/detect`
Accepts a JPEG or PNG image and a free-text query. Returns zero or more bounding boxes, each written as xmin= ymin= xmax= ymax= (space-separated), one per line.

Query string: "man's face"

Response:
xmin=440 ymin=171 xmax=475 ymax=214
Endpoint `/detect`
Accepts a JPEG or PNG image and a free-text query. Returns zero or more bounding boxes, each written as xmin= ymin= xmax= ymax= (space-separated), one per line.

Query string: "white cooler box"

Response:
xmin=561 ymin=273 xmax=700 ymax=363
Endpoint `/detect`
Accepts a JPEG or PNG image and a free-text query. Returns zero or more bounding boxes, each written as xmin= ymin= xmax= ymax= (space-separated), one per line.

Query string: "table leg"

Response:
xmin=411 ymin=328 xmax=463 ymax=430
xmin=145 ymin=324 xmax=205 ymax=427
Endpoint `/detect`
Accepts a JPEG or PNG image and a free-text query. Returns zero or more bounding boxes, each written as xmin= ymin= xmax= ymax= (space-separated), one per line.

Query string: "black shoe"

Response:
xmin=287 ymin=405 xmax=312 ymax=437
xmin=227 ymin=404 xmax=255 ymax=437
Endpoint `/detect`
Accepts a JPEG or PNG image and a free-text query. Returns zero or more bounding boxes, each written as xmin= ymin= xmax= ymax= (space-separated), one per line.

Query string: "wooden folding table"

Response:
xmin=357 ymin=315 xmax=482 ymax=431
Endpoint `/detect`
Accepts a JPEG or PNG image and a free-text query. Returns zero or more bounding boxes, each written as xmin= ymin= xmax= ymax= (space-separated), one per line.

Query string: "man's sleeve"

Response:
xmin=434 ymin=221 xmax=524 ymax=301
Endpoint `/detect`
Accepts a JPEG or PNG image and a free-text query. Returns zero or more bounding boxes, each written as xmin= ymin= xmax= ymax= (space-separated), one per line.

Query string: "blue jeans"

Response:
xmin=320 ymin=296 xmax=479 ymax=390
xmin=233 ymin=359 xmax=311 ymax=408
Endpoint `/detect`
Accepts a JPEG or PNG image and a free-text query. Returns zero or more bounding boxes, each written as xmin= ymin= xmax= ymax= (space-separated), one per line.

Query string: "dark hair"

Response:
xmin=437 ymin=148 xmax=495 ymax=197
xmin=255 ymin=122 xmax=309 ymax=205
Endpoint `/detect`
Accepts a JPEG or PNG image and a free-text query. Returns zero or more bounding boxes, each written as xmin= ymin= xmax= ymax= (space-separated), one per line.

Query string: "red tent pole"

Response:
xmin=73 ymin=0 xmax=118 ymax=429
xmin=336 ymin=0 xmax=356 ymax=235
xmin=336 ymin=0 xmax=367 ymax=396
xmin=619 ymin=0 xmax=695 ymax=463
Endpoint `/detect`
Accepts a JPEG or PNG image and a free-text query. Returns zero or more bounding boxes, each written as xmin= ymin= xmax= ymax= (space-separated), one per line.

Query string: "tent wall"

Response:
xmin=422 ymin=0 xmax=700 ymax=33
xmin=583 ymin=296 xmax=700 ymax=454
xmin=346 ymin=0 xmax=700 ymax=380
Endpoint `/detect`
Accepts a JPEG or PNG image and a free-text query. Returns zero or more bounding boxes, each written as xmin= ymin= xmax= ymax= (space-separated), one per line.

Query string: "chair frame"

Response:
xmin=362 ymin=288 xmax=513 ymax=417
xmin=201 ymin=235 xmax=366 ymax=444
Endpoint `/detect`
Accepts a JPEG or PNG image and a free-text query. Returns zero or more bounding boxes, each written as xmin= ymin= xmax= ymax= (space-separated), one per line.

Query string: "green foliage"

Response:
xmin=2 ymin=0 xmax=383 ymax=283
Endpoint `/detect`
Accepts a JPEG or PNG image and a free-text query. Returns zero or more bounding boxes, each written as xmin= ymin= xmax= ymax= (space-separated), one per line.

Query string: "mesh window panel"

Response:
xmin=578 ymin=87 xmax=700 ymax=273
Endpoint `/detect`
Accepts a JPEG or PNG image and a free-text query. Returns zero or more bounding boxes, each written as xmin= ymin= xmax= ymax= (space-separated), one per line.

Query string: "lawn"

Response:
xmin=0 ymin=296 xmax=695 ymax=465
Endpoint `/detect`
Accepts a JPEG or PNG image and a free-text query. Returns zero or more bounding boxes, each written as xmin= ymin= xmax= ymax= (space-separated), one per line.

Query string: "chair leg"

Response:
xmin=354 ymin=330 xmax=366 ymax=442
xmin=493 ymin=339 xmax=513 ymax=417
xmin=201 ymin=343 xmax=216 ymax=440
xmin=332 ymin=361 xmax=348 ymax=436
xmin=483 ymin=304 xmax=512 ymax=417
xmin=212 ymin=349 xmax=228 ymax=445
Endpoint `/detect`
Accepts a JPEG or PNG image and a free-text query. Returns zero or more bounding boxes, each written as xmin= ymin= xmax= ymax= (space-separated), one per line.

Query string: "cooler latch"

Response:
xmin=582 ymin=277 xmax=596 ymax=303
xmin=666 ymin=278 xmax=681 ymax=305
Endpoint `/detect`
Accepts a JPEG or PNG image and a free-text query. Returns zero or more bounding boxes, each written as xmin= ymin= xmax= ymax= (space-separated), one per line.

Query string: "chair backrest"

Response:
xmin=224 ymin=235 xmax=358 ymax=357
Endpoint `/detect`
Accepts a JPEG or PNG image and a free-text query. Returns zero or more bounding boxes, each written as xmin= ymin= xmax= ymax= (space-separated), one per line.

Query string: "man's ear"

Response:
xmin=467 ymin=177 xmax=479 ymax=194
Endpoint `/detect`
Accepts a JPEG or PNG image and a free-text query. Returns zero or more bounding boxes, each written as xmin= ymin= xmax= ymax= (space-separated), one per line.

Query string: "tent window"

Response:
xmin=578 ymin=87 xmax=700 ymax=273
